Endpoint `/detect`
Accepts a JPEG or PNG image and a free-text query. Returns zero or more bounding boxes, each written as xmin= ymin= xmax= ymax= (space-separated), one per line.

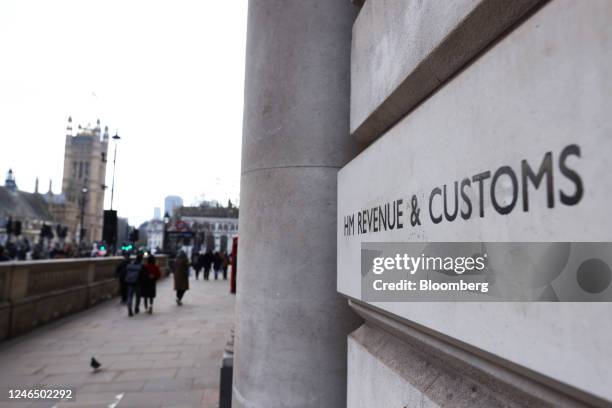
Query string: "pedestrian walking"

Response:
xmin=6 ymin=242 xmax=17 ymax=260
xmin=125 ymin=251 xmax=145 ymax=317
xmin=213 ymin=251 xmax=222 ymax=280
xmin=174 ymin=250 xmax=190 ymax=305
xmin=115 ymin=251 xmax=130 ymax=303
xmin=221 ymin=251 xmax=229 ymax=280
xmin=197 ymin=251 xmax=206 ymax=280
xmin=202 ymin=250 xmax=213 ymax=280
xmin=192 ymin=250 xmax=203 ymax=280
xmin=17 ymin=239 xmax=29 ymax=260
xmin=0 ymin=245 xmax=10 ymax=262
xmin=142 ymin=254 xmax=161 ymax=314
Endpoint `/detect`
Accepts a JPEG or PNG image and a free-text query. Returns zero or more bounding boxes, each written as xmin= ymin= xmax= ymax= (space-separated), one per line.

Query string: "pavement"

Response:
xmin=0 ymin=275 xmax=235 ymax=408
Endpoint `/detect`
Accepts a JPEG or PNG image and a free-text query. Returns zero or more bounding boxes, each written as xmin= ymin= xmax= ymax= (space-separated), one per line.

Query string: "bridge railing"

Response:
xmin=0 ymin=255 xmax=169 ymax=340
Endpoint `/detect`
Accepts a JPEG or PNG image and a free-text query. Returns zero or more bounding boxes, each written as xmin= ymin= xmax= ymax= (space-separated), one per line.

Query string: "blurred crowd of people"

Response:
xmin=112 ymin=248 xmax=234 ymax=318
xmin=0 ymin=239 xmax=107 ymax=262
xmin=191 ymin=249 xmax=231 ymax=280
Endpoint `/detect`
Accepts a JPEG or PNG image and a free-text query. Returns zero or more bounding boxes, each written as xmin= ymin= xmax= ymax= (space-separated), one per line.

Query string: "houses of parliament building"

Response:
xmin=1 ymin=117 xmax=109 ymax=246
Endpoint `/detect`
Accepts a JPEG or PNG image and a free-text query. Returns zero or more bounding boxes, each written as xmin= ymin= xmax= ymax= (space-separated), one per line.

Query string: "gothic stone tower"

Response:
xmin=61 ymin=117 xmax=109 ymax=243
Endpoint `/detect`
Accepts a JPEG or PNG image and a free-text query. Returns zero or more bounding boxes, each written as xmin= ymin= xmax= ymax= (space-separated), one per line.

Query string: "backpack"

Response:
xmin=125 ymin=262 xmax=141 ymax=284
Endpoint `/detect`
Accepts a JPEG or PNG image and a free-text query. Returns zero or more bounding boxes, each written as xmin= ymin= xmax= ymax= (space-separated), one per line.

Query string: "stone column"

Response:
xmin=233 ymin=1 xmax=360 ymax=407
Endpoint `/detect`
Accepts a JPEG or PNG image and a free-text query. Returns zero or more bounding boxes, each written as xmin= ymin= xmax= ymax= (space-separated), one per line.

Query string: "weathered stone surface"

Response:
xmin=234 ymin=0 xmax=362 ymax=407
xmin=235 ymin=167 xmax=362 ymax=408
xmin=348 ymin=323 xmax=588 ymax=408
xmin=350 ymin=0 xmax=544 ymax=144
xmin=0 ymin=256 xmax=169 ymax=339
xmin=339 ymin=0 xmax=612 ymax=403
xmin=240 ymin=2 xmax=360 ymax=173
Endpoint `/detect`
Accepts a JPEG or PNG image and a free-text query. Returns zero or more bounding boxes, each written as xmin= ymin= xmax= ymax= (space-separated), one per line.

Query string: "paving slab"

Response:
xmin=0 ymin=277 xmax=234 ymax=408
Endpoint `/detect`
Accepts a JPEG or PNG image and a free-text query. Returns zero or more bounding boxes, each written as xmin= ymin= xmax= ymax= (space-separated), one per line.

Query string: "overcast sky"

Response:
xmin=0 ymin=0 xmax=247 ymax=226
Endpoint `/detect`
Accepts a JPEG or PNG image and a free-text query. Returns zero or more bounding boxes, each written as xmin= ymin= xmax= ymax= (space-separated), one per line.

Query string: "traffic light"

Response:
xmin=121 ymin=243 xmax=133 ymax=252
xmin=103 ymin=210 xmax=118 ymax=246
xmin=5 ymin=217 xmax=12 ymax=235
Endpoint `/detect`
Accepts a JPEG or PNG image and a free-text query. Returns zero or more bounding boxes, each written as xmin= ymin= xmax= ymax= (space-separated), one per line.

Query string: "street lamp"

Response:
xmin=79 ymin=187 xmax=88 ymax=249
xmin=163 ymin=212 xmax=170 ymax=254
xmin=110 ymin=132 xmax=121 ymax=210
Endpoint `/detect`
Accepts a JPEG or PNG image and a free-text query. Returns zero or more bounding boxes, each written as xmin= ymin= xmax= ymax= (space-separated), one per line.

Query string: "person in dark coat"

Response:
xmin=213 ymin=251 xmax=222 ymax=280
xmin=16 ymin=240 xmax=28 ymax=260
xmin=174 ymin=250 xmax=190 ymax=305
xmin=0 ymin=245 xmax=10 ymax=262
xmin=202 ymin=250 xmax=213 ymax=280
xmin=125 ymin=252 xmax=146 ymax=317
xmin=6 ymin=242 xmax=17 ymax=260
xmin=197 ymin=251 xmax=206 ymax=280
xmin=221 ymin=251 xmax=229 ymax=280
xmin=115 ymin=251 xmax=131 ymax=303
xmin=142 ymin=254 xmax=161 ymax=314
xmin=192 ymin=250 xmax=202 ymax=280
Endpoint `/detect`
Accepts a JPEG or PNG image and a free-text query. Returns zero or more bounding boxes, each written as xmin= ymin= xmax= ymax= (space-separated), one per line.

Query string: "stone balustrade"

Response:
xmin=0 ymin=255 xmax=169 ymax=340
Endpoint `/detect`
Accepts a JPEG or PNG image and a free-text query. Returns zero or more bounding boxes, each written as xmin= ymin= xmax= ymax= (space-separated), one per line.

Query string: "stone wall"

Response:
xmin=235 ymin=1 xmax=611 ymax=406
xmin=0 ymin=255 xmax=168 ymax=341
xmin=340 ymin=0 xmax=612 ymax=407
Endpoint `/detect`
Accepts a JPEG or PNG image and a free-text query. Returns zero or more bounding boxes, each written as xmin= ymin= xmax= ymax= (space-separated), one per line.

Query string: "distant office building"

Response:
xmin=172 ymin=202 xmax=238 ymax=253
xmin=145 ymin=219 xmax=164 ymax=253
xmin=164 ymin=195 xmax=183 ymax=216
xmin=154 ymin=207 xmax=161 ymax=220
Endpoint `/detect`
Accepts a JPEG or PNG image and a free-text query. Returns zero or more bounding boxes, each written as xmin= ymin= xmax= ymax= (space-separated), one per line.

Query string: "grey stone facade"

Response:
xmin=235 ymin=1 xmax=612 ymax=407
